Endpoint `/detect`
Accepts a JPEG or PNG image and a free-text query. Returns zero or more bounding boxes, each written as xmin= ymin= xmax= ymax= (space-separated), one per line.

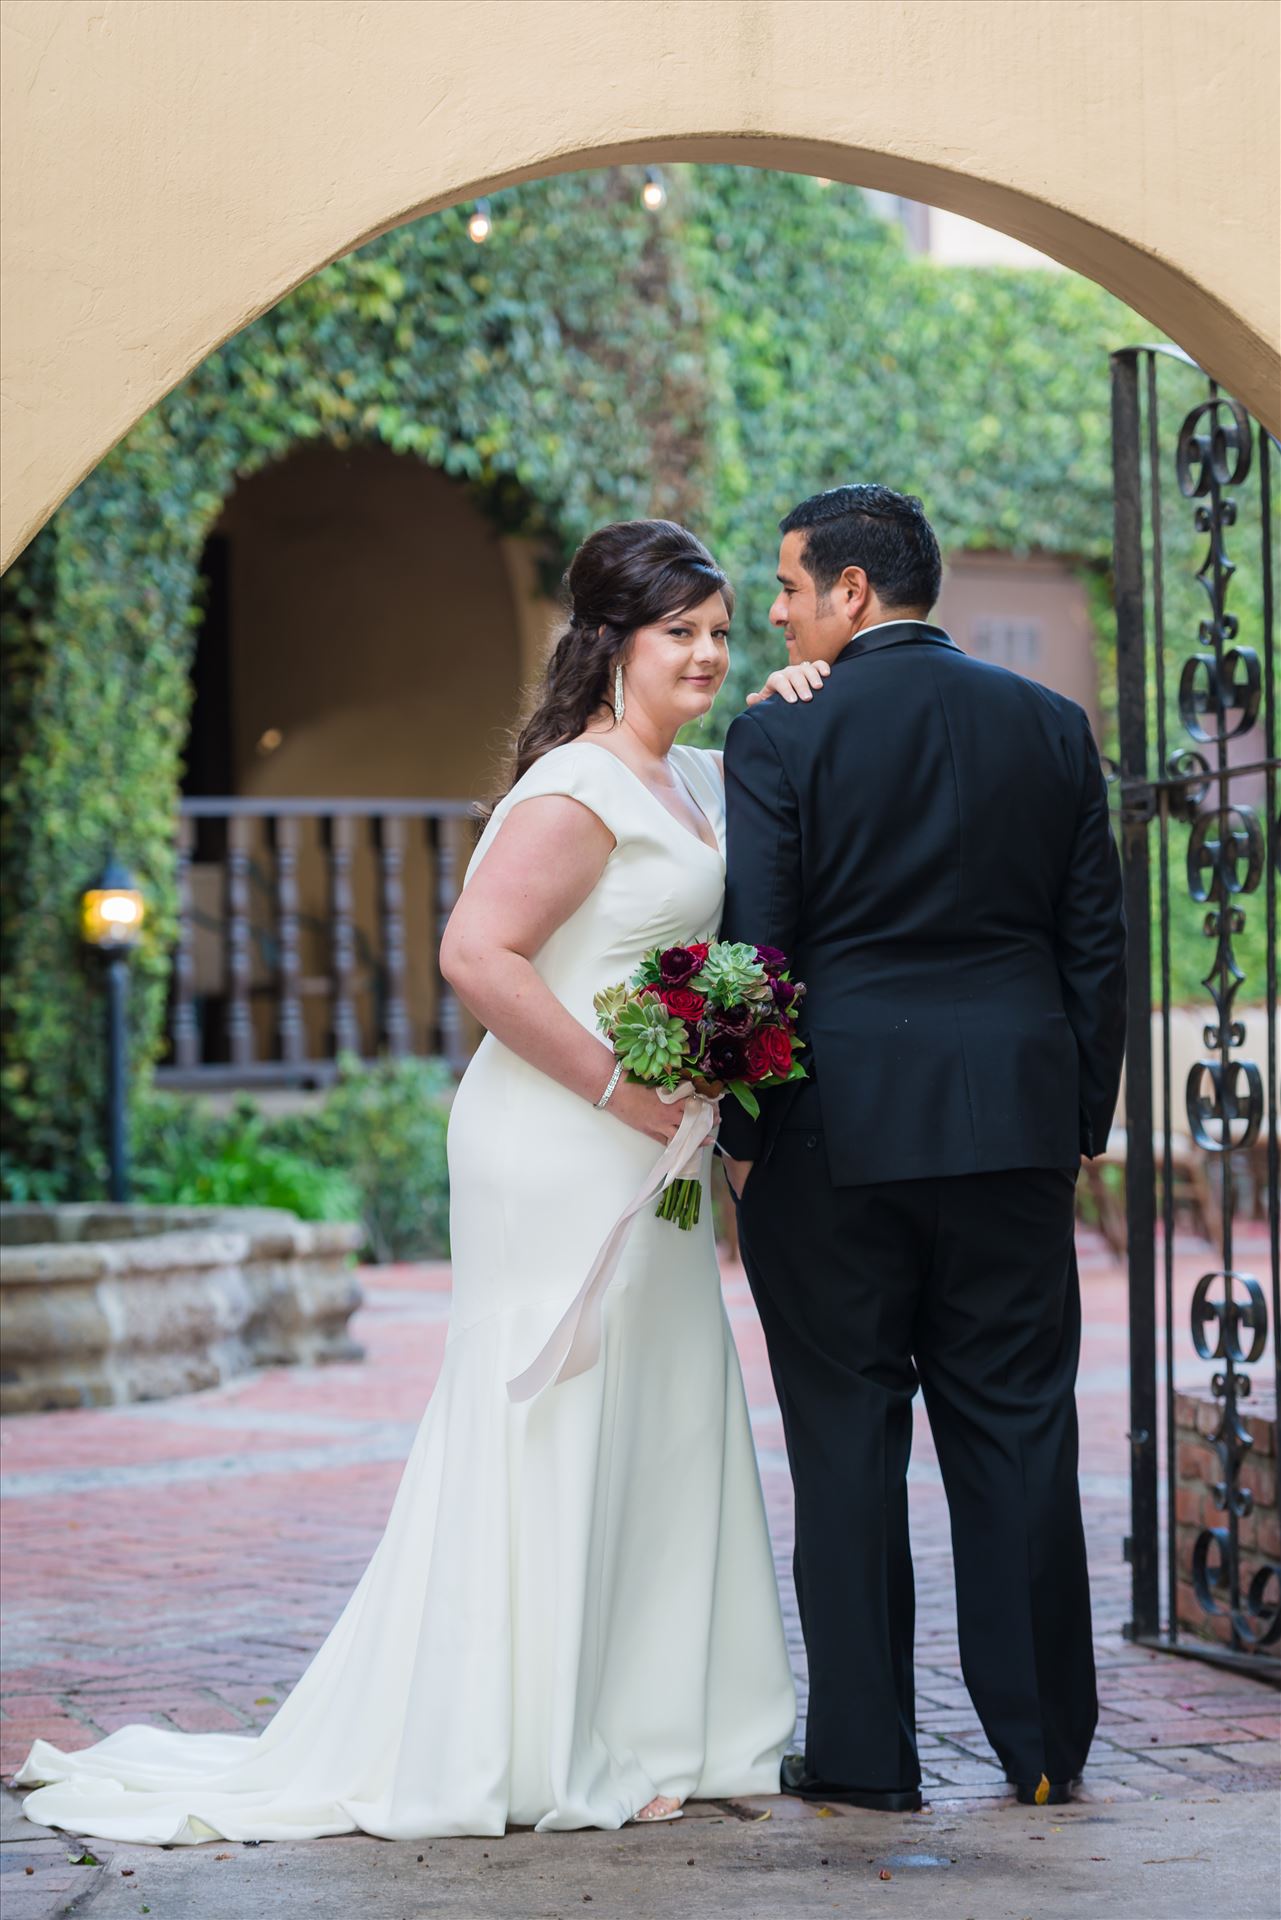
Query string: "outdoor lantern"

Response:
xmin=641 ymin=167 xmax=666 ymax=212
xmin=467 ymin=198 xmax=492 ymax=244
xmin=81 ymin=860 xmax=146 ymax=949
xmin=81 ymin=858 xmax=146 ymax=1202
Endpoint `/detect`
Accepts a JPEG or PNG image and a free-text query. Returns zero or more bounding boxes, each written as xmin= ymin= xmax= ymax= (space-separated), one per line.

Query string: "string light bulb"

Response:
xmin=641 ymin=168 xmax=666 ymax=212
xmin=467 ymin=198 xmax=493 ymax=244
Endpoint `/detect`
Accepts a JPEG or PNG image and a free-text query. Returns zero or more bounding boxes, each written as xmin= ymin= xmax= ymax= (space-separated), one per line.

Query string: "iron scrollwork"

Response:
xmin=1113 ymin=346 xmax=1279 ymax=1670
xmin=1171 ymin=387 xmax=1279 ymax=1652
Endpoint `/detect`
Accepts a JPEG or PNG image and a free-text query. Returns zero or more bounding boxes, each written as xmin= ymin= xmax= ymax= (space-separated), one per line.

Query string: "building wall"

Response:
xmin=935 ymin=551 xmax=1101 ymax=735
xmin=3 ymin=0 xmax=1278 ymax=570
xmin=214 ymin=446 xmax=526 ymax=803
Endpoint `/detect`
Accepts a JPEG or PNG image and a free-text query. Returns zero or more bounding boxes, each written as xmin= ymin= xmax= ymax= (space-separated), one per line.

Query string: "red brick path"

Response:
xmin=2 ymin=1226 xmax=1277 ymax=1837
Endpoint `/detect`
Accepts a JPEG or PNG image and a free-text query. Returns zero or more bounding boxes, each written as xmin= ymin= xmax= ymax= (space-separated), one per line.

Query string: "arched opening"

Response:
xmin=186 ymin=445 xmax=527 ymax=805
xmin=168 ymin=445 xmax=546 ymax=1081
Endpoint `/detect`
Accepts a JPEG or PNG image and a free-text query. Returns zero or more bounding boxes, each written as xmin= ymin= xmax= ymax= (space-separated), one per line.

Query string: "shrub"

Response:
xmin=273 ymin=1056 xmax=453 ymax=1264
xmin=132 ymin=1056 xmax=454 ymax=1263
xmin=132 ymin=1093 xmax=361 ymax=1224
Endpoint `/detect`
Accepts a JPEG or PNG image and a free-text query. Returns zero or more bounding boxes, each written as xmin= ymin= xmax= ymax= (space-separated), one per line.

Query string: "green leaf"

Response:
xmin=726 ymin=1080 xmax=760 ymax=1119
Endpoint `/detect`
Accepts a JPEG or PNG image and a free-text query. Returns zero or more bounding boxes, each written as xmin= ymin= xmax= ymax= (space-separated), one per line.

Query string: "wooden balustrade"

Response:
xmin=157 ymin=798 xmax=479 ymax=1088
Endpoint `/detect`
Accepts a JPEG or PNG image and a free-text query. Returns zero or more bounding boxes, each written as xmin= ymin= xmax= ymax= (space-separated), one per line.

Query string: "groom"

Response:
xmin=719 ymin=484 xmax=1126 ymax=1813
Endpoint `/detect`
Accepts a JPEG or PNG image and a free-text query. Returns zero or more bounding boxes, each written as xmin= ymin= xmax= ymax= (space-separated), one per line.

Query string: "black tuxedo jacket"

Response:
xmin=718 ymin=622 xmax=1127 ymax=1185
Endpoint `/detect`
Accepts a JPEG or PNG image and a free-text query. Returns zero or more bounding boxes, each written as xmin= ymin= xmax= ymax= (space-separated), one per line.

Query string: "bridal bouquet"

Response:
xmin=593 ymin=940 xmax=807 ymax=1229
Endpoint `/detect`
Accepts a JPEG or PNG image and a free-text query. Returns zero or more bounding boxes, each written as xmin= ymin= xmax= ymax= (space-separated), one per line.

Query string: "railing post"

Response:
xmin=431 ymin=814 xmax=468 ymax=1076
xmin=1113 ymin=348 xmax=1160 ymax=1643
xmin=225 ymin=814 xmax=256 ymax=1066
xmin=325 ymin=814 xmax=362 ymax=1058
xmin=272 ymin=813 xmax=305 ymax=1065
xmin=171 ymin=813 xmax=200 ymax=1070
xmin=376 ymin=814 xmax=412 ymax=1056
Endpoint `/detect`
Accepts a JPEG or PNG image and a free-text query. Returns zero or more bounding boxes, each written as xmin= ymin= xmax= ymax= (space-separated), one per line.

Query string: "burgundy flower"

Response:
xmin=707 ymin=1035 xmax=747 ymax=1081
xmin=712 ymin=1002 xmax=754 ymax=1036
xmin=659 ymin=946 xmax=702 ymax=987
xmin=771 ymin=978 xmax=798 ymax=1015
xmin=755 ymin=945 xmax=788 ymax=977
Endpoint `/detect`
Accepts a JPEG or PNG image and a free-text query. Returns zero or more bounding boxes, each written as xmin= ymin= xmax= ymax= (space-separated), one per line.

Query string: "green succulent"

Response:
xmin=691 ymin=942 xmax=769 ymax=1009
xmin=614 ymin=996 xmax=690 ymax=1081
xmin=593 ymin=981 xmax=632 ymax=1034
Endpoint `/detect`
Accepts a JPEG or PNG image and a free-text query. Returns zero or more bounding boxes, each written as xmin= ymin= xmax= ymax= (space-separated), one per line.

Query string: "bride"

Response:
xmin=16 ymin=519 xmax=826 ymax=1843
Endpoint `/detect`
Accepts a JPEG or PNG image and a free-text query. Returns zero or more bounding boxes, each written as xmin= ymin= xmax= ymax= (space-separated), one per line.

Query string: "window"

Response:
xmin=969 ymin=618 xmax=1043 ymax=670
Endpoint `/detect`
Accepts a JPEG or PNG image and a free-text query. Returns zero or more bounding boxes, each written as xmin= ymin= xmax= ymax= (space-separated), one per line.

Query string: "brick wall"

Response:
xmin=1173 ymin=1386 xmax=1279 ymax=1650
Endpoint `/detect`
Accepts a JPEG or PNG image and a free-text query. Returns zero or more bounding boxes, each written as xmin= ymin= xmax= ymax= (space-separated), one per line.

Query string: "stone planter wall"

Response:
xmin=0 ymin=1204 xmax=363 ymax=1413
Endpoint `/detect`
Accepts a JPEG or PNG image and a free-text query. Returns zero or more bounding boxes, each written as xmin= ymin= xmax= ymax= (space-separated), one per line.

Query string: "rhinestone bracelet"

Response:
xmin=594 ymin=1060 xmax=625 ymax=1110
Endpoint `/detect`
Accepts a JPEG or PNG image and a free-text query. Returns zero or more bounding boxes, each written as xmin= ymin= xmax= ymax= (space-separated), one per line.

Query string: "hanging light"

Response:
xmin=467 ymin=198 xmax=493 ymax=244
xmin=641 ymin=168 xmax=666 ymax=213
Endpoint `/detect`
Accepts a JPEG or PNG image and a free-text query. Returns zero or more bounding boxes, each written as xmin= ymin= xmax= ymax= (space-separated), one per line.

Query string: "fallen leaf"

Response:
xmin=24 ymin=1867 xmax=33 ymax=1876
xmin=815 ymin=1805 xmax=835 ymax=1817
xmin=121 ymin=1867 xmax=135 ymax=1876
xmin=68 ymin=1850 xmax=100 ymax=1865
xmin=253 ymin=1697 xmax=276 ymax=1707
xmin=879 ymin=1867 xmax=893 ymax=1880
xmin=215 ymin=1853 xmax=232 ymax=1861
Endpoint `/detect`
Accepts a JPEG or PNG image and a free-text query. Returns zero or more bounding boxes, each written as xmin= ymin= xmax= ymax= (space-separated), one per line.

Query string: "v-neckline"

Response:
xmin=574 ymin=740 xmax=723 ymax=859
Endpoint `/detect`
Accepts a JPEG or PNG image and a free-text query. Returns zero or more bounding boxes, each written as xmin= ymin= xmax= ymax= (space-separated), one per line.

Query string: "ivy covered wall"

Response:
xmin=4 ymin=164 xmax=1219 ymax=1196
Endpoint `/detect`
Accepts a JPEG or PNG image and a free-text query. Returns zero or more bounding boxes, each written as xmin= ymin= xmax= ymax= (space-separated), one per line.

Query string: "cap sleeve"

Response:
xmin=467 ymin=743 xmax=630 ymax=881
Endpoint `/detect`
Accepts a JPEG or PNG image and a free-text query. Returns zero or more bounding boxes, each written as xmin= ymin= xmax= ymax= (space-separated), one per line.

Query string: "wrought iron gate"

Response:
xmin=1112 ymin=346 xmax=1279 ymax=1673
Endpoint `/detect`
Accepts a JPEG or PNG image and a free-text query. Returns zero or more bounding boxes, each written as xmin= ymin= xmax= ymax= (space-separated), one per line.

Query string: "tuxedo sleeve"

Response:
xmin=718 ymin=710 xmax=803 ymax=1162
xmin=1054 ymin=711 xmax=1127 ymax=1157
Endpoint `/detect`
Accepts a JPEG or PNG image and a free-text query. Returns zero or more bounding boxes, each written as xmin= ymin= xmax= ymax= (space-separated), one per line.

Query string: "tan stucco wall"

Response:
xmin=2 ymin=0 xmax=1278 ymax=573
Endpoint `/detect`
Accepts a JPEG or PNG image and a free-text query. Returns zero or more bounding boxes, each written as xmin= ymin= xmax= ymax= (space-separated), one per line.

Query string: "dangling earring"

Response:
xmin=613 ymin=663 xmax=625 ymax=725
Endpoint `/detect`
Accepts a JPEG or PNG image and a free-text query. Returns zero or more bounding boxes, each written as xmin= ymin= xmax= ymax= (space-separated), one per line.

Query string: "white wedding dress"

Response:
xmin=17 ymin=741 xmax=796 ymax=1842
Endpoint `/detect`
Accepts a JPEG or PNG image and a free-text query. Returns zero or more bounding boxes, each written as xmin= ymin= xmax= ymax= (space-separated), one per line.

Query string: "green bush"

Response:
xmin=131 ymin=1055 xmax=453 ymax=1263
xmin=272 ymin=1056 xmax=453 ymax=1264
xmin=132 ymin=1094 xmax=361 ymax=1224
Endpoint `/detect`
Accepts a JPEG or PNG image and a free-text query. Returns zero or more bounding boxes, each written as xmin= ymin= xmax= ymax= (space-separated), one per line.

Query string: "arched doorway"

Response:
xmin=167 ymin=445 xmax=542 ymax=1082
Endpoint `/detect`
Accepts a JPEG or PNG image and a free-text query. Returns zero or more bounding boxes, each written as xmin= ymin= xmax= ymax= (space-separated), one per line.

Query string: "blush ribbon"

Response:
xmin=505 ymin=1085 xmax=720 ymax=1404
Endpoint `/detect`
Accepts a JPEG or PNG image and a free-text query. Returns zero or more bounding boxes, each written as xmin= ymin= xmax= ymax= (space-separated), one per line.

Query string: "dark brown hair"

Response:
xmin=497 ymin=519 xmax=732 ymax=801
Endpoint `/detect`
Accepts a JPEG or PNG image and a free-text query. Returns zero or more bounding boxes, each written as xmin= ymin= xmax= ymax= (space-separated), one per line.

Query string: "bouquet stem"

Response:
xmin=656 ymin=1177 xmax=702 ymax=1231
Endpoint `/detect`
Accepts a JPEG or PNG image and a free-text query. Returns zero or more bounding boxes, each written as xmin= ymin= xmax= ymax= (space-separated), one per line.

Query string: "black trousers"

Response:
xmin=737 ymin=1129 xmax=1097 ymax=1790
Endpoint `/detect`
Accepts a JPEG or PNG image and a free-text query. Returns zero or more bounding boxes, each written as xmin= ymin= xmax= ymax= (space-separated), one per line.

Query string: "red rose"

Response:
xmin=660 ymin=986 xmax=707 ymax=1020
xmin=687 ymin=942 xmax=710 ymax=967
xmin=744 ymin=1027 xmax=793 ymax=1083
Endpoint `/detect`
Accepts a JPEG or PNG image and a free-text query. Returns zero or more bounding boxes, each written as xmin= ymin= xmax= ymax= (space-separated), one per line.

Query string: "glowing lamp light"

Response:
xmin=81 ymin=861 xmax=146 ymax=950
xmin=468 ymin=198 xmax=493 ymax=244
xmin=641 ymin=168 xmax=666 ymax=212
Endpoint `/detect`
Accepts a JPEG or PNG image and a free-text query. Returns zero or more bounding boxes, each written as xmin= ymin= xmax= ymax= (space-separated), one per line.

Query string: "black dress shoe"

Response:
xmin=1008 ymin=1774 xmax=1080 ymax=1806
xmin=779 ymin=1751 xmax=923 ymax=1812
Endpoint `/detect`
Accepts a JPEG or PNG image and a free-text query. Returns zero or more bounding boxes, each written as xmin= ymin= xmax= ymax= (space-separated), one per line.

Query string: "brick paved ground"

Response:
xmin=2 ymin=1224 xmax=1278 ymax=1918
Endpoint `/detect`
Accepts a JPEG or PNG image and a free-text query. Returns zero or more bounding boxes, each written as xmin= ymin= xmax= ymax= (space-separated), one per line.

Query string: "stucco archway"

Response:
xmin=2 ymin=0 xmax=1278 ymax=571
